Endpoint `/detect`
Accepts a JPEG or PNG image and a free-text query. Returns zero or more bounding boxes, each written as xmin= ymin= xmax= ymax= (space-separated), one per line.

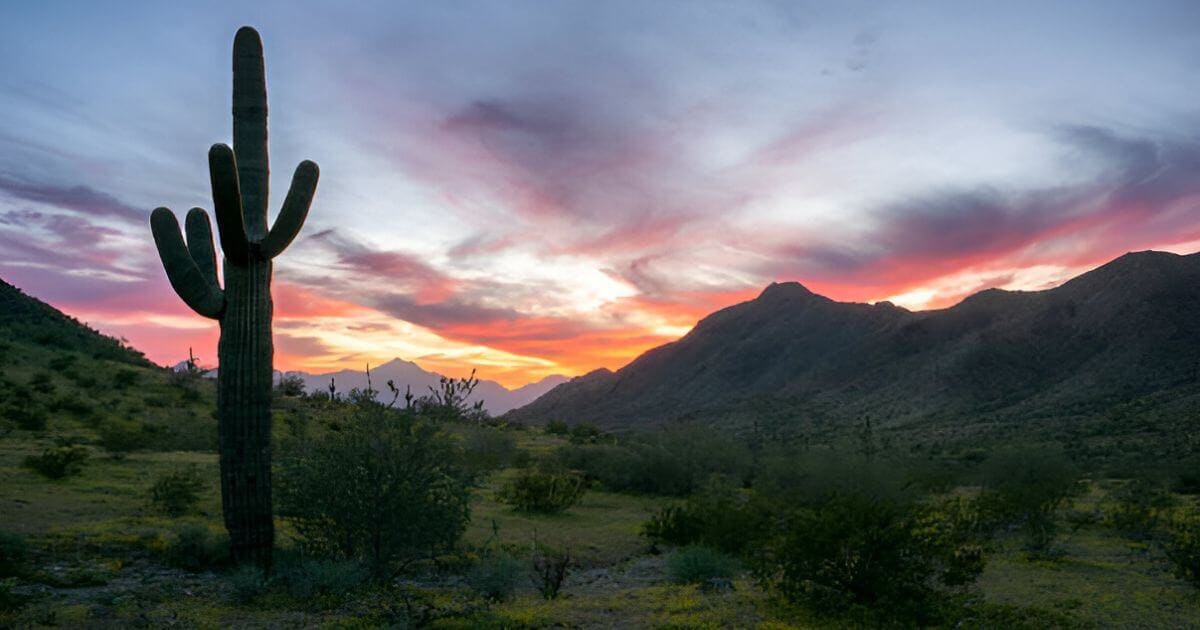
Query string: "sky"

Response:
xmin=1 ymin=1 xmax=1199 ymax=387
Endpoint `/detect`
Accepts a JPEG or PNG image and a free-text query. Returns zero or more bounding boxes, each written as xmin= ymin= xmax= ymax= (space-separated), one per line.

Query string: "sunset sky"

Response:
xmin=1 ymin=2 xmax=1199 ymax=387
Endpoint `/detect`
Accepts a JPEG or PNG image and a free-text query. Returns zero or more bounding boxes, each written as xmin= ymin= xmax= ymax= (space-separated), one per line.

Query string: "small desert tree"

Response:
xmin=276 ymin=406 xmax=472 ymax=578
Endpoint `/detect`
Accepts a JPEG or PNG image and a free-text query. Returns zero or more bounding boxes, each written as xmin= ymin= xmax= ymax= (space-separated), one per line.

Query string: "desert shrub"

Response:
xmin=544 ymin=420 xmax=570 ymax=436
xmin=28 ymin=372 xmax=54 ymax=395
xmin=149 ymin=467 xmax=206 ymax=516
xmin=5 ymin=392 xmax=47 ymax=432
xmin=0 ymin=531 xmax=29 ymax=578
xmin=0 ymin=577 xmax=28 ymax=613
xmin=498 ymin=469 xmax=586 ymax=514
xmin=468 ymin=552 xmax=522 ymax=601
xmin=275 ymin=373 xmax=306 ymax=397
xmin=975 ymin=445 xmax=1080 ymax=553
xmin=1165 ymin=513 xmax=1200 ymax=589
xmin=95 ymin=419 xmax=151 ymax=457
xmin=530 ymin=545 xmax=571 ymax=600
xmin=23 ymin=444 xmax=88 ymax=479
xmin=668 ymin=545 xmax=737 ymax=584
xmin=642 ymin=483 xmax=768 ymax=555
xmin=166 ymin=524 xmax=228 ymax=572
xmin=110 ymin=368 xmax=140 ymax=389
xmin=1107 ymin=478 xmax=1176 ymax=539
xmin=568 ymin=422 xmax=603 ymax=444
xmin=227 ymin=564 xmax=268 ymax=604
xmin=271 ymin=551 xmax=368 ymax=603
xmin=47 ymin=395 xmax=94 ymax=420
xmin=754 ymin=493 xmax=984 ymax=624
xmin=277 ymin=408 xmax=472 ymax=578
xmin=557 ymin=427 xmax=753 ymax=496
xmin=47 ymin=354 xmax=76 ymax=371
xmin=460 ymin=427 xmax=517 ymax=473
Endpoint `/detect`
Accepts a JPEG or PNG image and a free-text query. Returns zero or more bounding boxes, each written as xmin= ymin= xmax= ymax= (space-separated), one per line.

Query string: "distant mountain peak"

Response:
xmin=759 ymin=281 xmax=814 ymax=299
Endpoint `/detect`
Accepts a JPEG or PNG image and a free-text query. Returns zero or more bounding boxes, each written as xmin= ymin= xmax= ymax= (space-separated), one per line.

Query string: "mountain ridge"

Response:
xmin=507 ymin=250 xmax=1200 ymax=429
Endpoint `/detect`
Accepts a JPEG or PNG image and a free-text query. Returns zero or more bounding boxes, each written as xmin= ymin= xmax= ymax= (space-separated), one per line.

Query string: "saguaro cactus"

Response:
xmin=150 ymin=26 xmax=318 ymax=570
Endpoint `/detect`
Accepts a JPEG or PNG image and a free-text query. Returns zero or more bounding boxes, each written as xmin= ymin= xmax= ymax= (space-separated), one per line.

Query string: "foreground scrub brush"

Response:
xmin=150 ymin=26 xmax=318 ymax=570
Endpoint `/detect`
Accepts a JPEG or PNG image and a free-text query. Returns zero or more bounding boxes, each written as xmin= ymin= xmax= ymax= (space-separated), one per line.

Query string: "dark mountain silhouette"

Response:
xmin=290 ymin=359 xmax=568 ymax=416
xmin=0 ymin=277 xmax=149 ymax=366
xmin=508 ymin=251 xmax=1200 ymax=430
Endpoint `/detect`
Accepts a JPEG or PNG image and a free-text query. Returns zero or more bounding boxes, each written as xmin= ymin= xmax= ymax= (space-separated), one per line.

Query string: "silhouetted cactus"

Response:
xmin=150 ymin=26 xmax=318 ymax=570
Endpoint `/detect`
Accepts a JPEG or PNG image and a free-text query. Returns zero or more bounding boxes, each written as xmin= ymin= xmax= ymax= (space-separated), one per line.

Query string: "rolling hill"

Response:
xmin=508 ymin=250 xmax=1200 ymax=431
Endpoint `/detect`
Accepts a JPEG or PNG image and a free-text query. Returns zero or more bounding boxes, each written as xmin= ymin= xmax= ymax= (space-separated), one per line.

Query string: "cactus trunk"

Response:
xmin=217 ymin=259 xmax=274 ymax=567
xmin=149 ymin=26 xmax=319 ymax=571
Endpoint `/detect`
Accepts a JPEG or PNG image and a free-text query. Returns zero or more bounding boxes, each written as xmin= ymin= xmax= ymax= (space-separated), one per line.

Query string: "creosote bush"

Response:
xmin=1165 ymin=513 xmax=1200 ymax=589
xmin=667 ymin=545 xmax=737 ymax=584
xmin=96 ymin=419 xmax=151 ymax=457
xmin=531 ymin=545 xmax=571 ymax=600
xmin=1106 ymin=477 xmax=1176 ymax=539
xmin=23 ymin=444 xmax=88 ymax=479
xmin=556 ymin=427 xmax=753 ymax=496
xmin=150 ymin=467 xmax=206 ymax=516
xmin=468 ymin=552 xmax=522 ymax=601
xmin=498 ymin=469 xmax=587 ymax=514
xmin=0 ymin=531 xmax=29 ymax=578
xmin=166 ymin=523 xmax=228 ymax=572
xmin=975 ymin=445 xmax=1081 ymax=554
xmin=277 ymin=406 xmax=472 ymax=578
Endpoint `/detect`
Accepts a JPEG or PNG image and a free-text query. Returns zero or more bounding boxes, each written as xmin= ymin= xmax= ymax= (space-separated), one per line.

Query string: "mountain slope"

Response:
xmin=291 ymin=359 xmax=567 ymax=415
xmin=0 ymin=277 xmax=150 ymax=366
xmin=509 ymin=251 xmax=1200 ymax=429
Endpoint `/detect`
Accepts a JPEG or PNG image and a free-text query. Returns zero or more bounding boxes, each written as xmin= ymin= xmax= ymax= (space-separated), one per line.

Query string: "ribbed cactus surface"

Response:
xmin=150 ymin=26 xmax=318 ymax=570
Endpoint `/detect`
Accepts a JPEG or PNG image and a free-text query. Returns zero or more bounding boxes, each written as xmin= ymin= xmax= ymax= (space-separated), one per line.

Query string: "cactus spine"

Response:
xmin=150 ymin=26 xmax=318 ymax=570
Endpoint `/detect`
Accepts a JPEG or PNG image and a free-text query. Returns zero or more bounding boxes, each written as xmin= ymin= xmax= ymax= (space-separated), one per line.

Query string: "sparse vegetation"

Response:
xmin=498 ymin=468 xmax=587 ymax=513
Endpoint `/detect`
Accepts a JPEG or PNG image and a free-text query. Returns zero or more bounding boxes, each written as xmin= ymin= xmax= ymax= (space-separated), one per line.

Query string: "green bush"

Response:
xmin=975 ymin=445 xmax=1080 ymax=553
xmin=1165 ymin=514 xmax=1200 ymax=589
xmin=5 ymin=392 xmax=47 ymax=432
xmin=754 ymin=493 xmax=984 ymax=624
xmin=642 ymin=484 xmax=767 ymax=555
xmin=1107 ymin=478 xmax=1175 ymax=539
xmin=271 ymin=551 xmax=367 ymax=603
xmin=277 ymin=408 xmax=473 ymax=578
xmin=460 ymin=427 xmax=517 ymax=473
xmin=544 ymin=420 xmax=570 ymax=436
xmin=0 ymin=577 xmax=28 ymax=613
xmin=498 ymin=469 xmax=587 ymax=514
xmin=568 ymin=422 xmax=603 ymax=444
xmin=467 ymin=552 xmax=523 ymax=601
xmin=556 ymin=427 xmax=753 ymax=496
xmin=667 ymin=545 xmax=737 ymax=584
xmin=0 ymin=531 xmax=29 ymax=578
xmin=96 ymin=419 xmax=151 ymax=457
xmin=28 ymin=372 xmax=54 ymax=395
xmin=149 ymin=467 xmax=206 ymax=516
xmin=227 ymin=564 xmax=268 ymax=604
xmin=165 ymin=524 xmax=228 ymax=572
xmin=110 ymin=368 xmax=140 ymax=389
xmin=531 ymin=546 xmax=571 ymax=600
xmin=23 ymin=445 xmax=88 ymax=479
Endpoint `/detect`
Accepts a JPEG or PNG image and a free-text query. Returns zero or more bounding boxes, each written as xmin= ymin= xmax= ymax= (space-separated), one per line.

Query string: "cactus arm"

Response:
xmin=233 ymin=26 xmax=269 ymax=240
xmin=261 ymin=160 xmax=319 ymax=259
xmin=185 ymin=207 xmax=220 ymax=289
xmin=208 ymin=143 xmax=251 ymax=265
xmin=150 ymin=207 xmax=225 ymax=319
